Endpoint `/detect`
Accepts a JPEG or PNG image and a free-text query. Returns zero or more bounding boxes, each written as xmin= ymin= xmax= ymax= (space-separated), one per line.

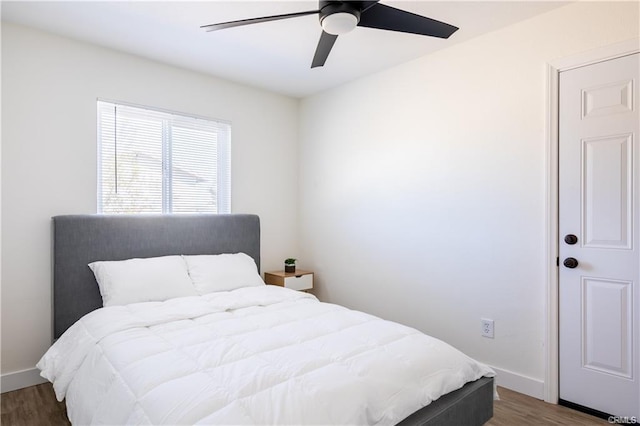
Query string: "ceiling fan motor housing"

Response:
xmin=319 ymin=1 xmax=361 ymax=34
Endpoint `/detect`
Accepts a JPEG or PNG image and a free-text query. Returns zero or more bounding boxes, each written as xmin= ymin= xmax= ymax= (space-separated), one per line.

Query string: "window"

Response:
xmin=97 ymin=101 xmax=230 ymax=214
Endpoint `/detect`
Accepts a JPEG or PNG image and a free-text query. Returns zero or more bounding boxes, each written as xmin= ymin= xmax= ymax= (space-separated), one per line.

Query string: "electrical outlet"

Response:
xmin=481 ymin=319 xmax=494 ymax=338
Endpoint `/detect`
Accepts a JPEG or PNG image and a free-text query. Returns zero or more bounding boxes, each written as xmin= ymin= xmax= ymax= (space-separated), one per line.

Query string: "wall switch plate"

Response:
xmin=481 ymin=319 xmax=494 ymax=338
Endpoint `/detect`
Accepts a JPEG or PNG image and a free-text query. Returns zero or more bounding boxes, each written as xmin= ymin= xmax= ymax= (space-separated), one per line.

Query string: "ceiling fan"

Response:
xmin=201 ymin=1 xmax=458 ymax=68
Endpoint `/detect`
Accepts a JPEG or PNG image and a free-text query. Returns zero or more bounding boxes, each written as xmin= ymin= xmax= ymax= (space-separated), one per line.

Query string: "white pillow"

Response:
xmin=88 ymin=255 xmax=198 ymax=307
xmin=183 ymin=252 xmax=265 ymax=294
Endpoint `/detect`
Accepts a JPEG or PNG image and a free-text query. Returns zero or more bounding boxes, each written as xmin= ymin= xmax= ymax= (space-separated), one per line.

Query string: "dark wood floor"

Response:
xmin=1 ymin=383 xmax=69 ymax=426
xmin=487 ymin=387 xmax=606 ymax=425
xmin=1 ymin=383 xmax=607 ymax=425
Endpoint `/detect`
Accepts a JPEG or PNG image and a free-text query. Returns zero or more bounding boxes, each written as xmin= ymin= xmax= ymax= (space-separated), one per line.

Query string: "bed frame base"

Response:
xmin=398 ymin=377 xmax=494 ymax=426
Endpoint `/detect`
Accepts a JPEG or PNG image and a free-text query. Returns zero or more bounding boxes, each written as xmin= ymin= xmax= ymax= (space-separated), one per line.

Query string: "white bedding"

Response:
xmin=38 ymin=286 xmax=494 ymax=425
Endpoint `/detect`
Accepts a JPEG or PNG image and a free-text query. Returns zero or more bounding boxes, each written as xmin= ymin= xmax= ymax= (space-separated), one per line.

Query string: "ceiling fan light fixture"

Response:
xmin=321 ymin=12 xmax=358 ymax=35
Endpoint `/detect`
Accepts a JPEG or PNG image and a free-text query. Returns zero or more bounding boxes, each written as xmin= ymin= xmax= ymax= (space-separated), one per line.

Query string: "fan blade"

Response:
xmin=360 ymin=1 xmax=380 ymax=13
xmin=358 ymin=3 xmax=458 ymax=39
xmin=311 ymin=31 xmax=338 ymax=68
xmin=201 ymin=10 xmax=318 ymax=32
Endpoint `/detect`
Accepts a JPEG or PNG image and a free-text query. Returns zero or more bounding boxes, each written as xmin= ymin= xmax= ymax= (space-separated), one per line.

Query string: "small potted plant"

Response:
xmin=284 ymin=258 xmax=296 ymax=273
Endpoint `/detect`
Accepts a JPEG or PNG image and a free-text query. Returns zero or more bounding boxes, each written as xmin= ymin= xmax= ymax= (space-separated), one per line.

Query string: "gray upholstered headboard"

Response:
xmin=52 ymin=214 xmax=260 ymax=338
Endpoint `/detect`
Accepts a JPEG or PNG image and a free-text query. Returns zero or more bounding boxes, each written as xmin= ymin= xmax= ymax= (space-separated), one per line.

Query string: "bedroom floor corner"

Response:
xmin=1 ymin=383 xmax=608 ymax=426
xmin=486 ymin=387 xmax=606 ymax=425
xmin=1 ymin=383 xmax=68 ymax=425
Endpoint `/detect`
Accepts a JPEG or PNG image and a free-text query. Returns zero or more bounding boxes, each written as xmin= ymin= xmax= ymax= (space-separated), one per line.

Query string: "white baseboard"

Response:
xmin=1 ymin=368 xmax=47 ymax=393
xmin=491 ymin=366 xmax=544 ymax=400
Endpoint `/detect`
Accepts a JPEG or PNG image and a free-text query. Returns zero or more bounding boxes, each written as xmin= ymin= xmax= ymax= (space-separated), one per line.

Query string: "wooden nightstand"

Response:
xmin=264 ymin=270 xmax=313 ymax=291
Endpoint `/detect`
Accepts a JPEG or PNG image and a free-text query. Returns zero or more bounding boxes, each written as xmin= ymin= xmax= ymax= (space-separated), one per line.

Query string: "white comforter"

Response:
xmin=38 ymin=285 xmax=494 ymax=425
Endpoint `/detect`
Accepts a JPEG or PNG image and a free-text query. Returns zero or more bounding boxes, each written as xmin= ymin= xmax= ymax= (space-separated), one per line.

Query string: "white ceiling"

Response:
xmin=2 ymin=1 xmax=568 ymax=98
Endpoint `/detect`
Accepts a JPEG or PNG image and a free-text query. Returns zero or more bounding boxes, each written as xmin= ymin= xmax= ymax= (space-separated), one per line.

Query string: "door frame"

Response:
xmin=544 ymin=38 xmax=640 ymax=404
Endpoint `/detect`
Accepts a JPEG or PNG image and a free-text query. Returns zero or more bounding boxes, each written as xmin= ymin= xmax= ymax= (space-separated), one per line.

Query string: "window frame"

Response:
xmin=96 ymin=99 xmax=231 ymax=214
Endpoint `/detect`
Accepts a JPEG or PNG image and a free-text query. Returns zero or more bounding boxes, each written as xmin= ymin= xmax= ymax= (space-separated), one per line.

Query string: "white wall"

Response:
xmin=299 ymin=1 xmax=639 ymax=396
xmin=1 ymin=23 xmax=299 ymax=379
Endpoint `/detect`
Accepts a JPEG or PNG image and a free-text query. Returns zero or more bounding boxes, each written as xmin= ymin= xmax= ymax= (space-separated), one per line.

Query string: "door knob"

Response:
xmin=563 ymin=257 xmax=579 ymax=268
xmin=564 ymin=234 xmax=578 ymax=245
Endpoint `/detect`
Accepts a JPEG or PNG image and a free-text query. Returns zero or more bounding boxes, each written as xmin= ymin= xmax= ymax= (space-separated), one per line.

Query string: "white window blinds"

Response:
xmin=97 ymin=101 xmax=230 ymax=214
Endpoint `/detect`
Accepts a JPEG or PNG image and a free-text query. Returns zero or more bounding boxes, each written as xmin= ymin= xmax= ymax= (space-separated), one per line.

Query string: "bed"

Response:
xmin=40 ymin=214 xmax=495 ymax=425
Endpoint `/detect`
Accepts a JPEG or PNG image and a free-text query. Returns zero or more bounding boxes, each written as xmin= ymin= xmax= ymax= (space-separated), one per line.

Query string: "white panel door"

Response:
xmin=559 ymin=52 xmax=639 ymax=417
